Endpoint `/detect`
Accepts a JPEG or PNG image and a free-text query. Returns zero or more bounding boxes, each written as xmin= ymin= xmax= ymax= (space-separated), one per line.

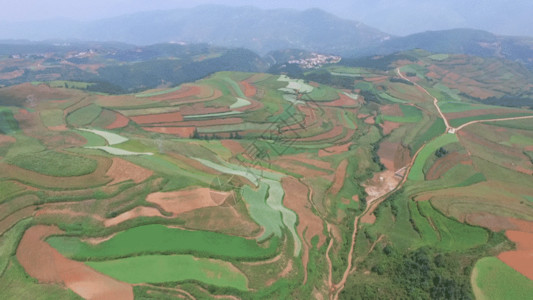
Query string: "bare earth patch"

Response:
xmin=282 ymin=177 xmax=326 ymax=283
xmin=498 ymin=230 xmax=533 ymax=280
xmin=363 ymin=170 xmax=400 ymax=205
xmin=131 ymin=111 xmax=184 ymax=124
xmin=106 ymin=112 xmax=130 ymax=129
xmin=142 ymin=126 xmax=195 ymax=138
xmin=381 ymin=121 xmax=401 ymax=135
xmin=17 ymin=225 xmax=133 ymax=299
xmin=318 ymin=143 xmax=351 ymax=157
xmin=106 ymin=158 xmax=153 ymax=185
xmin=0 ymin=134 xmax=16 ymax=145
xmin=104 ymin=207 xmax=165 ymax=227
xmin=146 ymin=188 xmax=230 ymax=216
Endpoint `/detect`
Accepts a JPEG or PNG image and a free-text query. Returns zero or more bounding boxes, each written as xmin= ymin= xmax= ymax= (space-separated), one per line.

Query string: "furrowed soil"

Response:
xmin=146 ymin=188 xmax=230 ymax=216
xmin=498 ymin=230 xmax=533 ymax=280
xmin=16 ymin=225 xmax=133 ymax=299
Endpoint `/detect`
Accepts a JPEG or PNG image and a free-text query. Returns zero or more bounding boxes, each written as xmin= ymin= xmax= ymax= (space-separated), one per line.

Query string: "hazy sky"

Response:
xmin=1 ymin=0 xmax=531 ymax=36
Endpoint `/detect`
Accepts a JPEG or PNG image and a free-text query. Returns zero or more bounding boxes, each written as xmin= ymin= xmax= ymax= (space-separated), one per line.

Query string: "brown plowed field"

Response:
xmin=146 ymin=188 xmax=229 ymax=216
xmin=381 ymin=121 xmax=401 ymax=135
xmin=282 ymin=178 xmax=326 ymax=282
xmin=329 ymin=160 xmax=348 ymax=196
xmin=142 ymin=126 xmax=195 ymax=137
xmin=220 ymin=140 xmax=246 ymax=156
xmin=240 ymin=81 xmax=257 ymax=98
xmin=323 ymin=93 xmax=358 ymax=107
xmin=179 ymin=105 xmax=230 ymax=116
xmin=425 ymin=152 xmax=471 ymax=180
xmin=17 ymin=225 xmax=134 ymax=299
xmin=318 ymin=143 xmax=351 ymax=157
xmin=47 ymin=125 xmax=68 ymax=131
xmin=498 ymin=230 xmax=533 ymax=280
xmin=104 ymin=206 xmax=165 ymax=227
xmin=167 ymin=88 xmax=223 ymax=106
xmin=0 ymin=134 xmax=15 ymax=145
xmin=131 ymin=111 xmax=184 ymax=124
xmin=106 ymin=158 xmax=153 ymax=185
xmin=150 ymin=85 xmax=202 ymax=101
xmin=364 ymin=116 xmax=375 ymax=124
xmin=381 ymin=104 xmax=402 ymax=116
xmin=106 ymin=112 xmax=130 ymax=129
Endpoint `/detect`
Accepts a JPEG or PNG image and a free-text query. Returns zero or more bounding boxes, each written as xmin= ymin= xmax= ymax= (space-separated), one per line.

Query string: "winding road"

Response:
xmin=326 ymin=68 xmax=533 ymax=299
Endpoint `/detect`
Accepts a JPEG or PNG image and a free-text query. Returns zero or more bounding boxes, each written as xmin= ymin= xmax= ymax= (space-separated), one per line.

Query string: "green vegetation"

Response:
xmin=40 ymin=109 xmax=65 ymax=127
xmin=409 ymin=134 xmax=459 ymax=181
xmin=7 ymin=150 xmax=98 ymax=176
xmin=87 ymin=255 xmax=249 ymax=290
xmin=474 ymin=257 xmax=533 ymax=300
xmin=449 ymin=112 xmax=533 ymax=127
xmin=66 ymin=104 xmax=102 ymax=127
xmin=47 ymin=224 xmax=279 ymax=260
xmin=382 ymin=105 xmax=422 ymax=123
xmin=0 ymin=108 xmax=19 ymax=134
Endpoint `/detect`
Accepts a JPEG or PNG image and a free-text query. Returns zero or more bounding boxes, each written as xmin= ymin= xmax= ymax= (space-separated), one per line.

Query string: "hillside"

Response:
xmin=365 ymin=29 xmax=533 ymax=69
xmin=1 ymin=48 xmax=533 ymax=298
xmin=0 ymin=5 xmax=390 ymax=55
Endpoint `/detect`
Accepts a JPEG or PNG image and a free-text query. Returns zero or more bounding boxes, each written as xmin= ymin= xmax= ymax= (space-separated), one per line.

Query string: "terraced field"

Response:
xmin=1 ymin=51 xmax=533 ymax=299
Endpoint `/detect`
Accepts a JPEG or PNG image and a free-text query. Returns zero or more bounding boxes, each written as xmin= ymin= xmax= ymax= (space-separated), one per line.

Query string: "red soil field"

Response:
xmin=329 ymin=160 xmax=348 ymax=196
xmin=282 ymin=177 xmax=326 ymax=283
xmin=106 ymin=158 xmax=153 ymax=185
xmin=146 ymin=188 xmax=230 ymax=216
xmin=150 ymin=85 xmax=202 ymax=101
xmin=106 ymin=112 xmax=130 ymax=129
xmin=17 ymin=225 xmax=133 ymax=299
xmin=130 ymin=111 xmax=184 ymax=124
xmin=364 ymin=116 xmax=375 ymax=124
xmin=220 ymin=140 xmax=246 ymax=156
xmin=240 ymin=81 xmax=257 ymax=98
xmin=377 ymin=141 xmax=398 ymax=171
xmin=47 ymin=125 xmax=68 ymax=131
xmin=498 ymin=230 xmax=533 ymax=280
xmin=0 ymin=134 xmax=15 ymax=145
xmin=318 ymin=143 xmax=351 ymax=157
xmin=381 ymin=121 xmax=401 ymax=135
xmin=323 ymin=93 xmax=358 ymax=107
xmin=381 ymin=104 xmax=403 ymax=117
xmin=357 ymin=114 xmax=369 ymax=119
xmin=179 ymin=104 xmax=230 ymax=116
xmin=425 ymin=152 xmax=471 ymax=180
xmin=0 ymin=69 xmax=24 ymax=80
xmin=365 ymin=76 xmax=388 ymax=83
xmin=142 ymin=126 xmax=195 ymax=138
xmin=104 ymin=206 xmax=165 ymax=227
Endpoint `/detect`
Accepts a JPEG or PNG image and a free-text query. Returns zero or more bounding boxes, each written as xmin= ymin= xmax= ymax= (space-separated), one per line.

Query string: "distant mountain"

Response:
xmin=366 ymin=29 xmax=533 ymax=69
xmin=0 ymin=5 xmax=390 ymax=55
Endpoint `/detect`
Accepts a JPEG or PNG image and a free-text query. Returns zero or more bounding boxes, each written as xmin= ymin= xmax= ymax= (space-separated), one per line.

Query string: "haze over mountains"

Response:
xmin=1 ymin=5 xmax=532 ymax=68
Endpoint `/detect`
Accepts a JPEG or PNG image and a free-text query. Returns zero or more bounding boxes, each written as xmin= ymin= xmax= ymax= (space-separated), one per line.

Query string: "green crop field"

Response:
xmin=66 ymin=104 xmax=103 ymax=126
xmin=87 ymin=254 xmax=249 ymax=290
xmin=382 ymin=104 xmax=423 ymax=123
xmin=6 ymin=150 xmax=98 ymax=176
xmin=474 ymin=257 xmax=533 ymax=300
xmin=3 ymin=48 xmax=533 ymax=300
xmin=409 ymin=133 xmax=459 ymax=181
xmin=0 ymin=108 xmax=19 ymax=134
xmin=47 ymin=224 xmax=279 ymax=260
